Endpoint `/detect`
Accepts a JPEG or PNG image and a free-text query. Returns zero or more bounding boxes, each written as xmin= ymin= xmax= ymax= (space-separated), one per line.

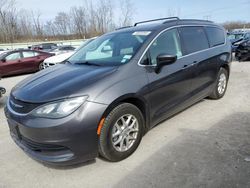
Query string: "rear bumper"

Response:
xmin=5 ymin=101 xmax=107 ymax=166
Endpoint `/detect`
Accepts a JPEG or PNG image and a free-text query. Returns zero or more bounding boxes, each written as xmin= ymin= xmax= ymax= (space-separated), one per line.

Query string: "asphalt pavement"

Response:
xmin=0 ymin=61 xmax=250 ymax=188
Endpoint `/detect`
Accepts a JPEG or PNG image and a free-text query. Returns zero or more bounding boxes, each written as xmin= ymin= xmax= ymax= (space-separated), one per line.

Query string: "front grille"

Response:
xmin=9 ymin=95 xmax=42 ymax=114
xmin=21 ymin=136 xmax=68 ymax=152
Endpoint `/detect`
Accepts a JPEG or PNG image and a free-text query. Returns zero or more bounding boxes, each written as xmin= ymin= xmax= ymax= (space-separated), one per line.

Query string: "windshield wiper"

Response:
xmin=64 ymin=60 xmax=71 ymax=64
xmin=75 ymin=61 xmax=101 ymax=66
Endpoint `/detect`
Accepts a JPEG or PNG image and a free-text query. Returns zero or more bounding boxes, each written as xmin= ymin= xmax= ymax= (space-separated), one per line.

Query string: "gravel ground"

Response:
xmin=0 ymin=61 xmax=250 ymax=188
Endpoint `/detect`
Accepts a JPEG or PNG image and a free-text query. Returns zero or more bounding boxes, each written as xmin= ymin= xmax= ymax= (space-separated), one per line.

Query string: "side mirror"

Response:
xmin=155 ymin=54 xmax=177 ymax=73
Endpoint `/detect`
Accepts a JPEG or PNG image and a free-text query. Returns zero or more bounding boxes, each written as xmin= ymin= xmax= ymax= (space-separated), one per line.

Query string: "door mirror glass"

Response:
xmin=155 ymin=54 xmax=177 ymax=73
xmin=157 ymin=54 xmax=177 ymax=65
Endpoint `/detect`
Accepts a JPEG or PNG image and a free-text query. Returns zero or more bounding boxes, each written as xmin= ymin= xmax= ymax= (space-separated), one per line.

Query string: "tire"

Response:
xmin=209 ymin=68 xmax=228 ymax=99
xmin=39 ymin=62 xmax=44 ymax=70
xmin=98 ymin=103 xmax=144 ymax=162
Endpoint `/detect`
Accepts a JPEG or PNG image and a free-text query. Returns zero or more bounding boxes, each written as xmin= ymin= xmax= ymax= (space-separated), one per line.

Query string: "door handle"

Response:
xmin=182 ymin=61 xmax=198 ymax=70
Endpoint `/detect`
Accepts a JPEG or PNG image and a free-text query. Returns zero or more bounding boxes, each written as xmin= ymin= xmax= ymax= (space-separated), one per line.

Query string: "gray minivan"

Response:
xmin=5 ymin=17 xmax=231 ymax=165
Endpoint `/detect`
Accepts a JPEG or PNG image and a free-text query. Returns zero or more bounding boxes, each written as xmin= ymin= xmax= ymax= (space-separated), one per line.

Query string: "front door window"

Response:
xmin=142 ymin=29 xmax=182 ymax=66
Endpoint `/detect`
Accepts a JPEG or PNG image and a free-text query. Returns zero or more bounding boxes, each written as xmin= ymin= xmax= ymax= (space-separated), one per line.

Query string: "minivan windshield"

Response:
xmin=68 ymin=31 xmax=151 ymax=66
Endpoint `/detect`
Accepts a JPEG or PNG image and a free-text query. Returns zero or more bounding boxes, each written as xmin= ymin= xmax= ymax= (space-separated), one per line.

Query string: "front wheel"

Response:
xmin=0 ymin=87 xmax=6 ymax=98
xmin=209 ymin=68 xmax=229 ymax=99
xmin=98 ymin=103 xmax=144 ymax=162
xmin=39 ymin=62 xmax=44 ymax=70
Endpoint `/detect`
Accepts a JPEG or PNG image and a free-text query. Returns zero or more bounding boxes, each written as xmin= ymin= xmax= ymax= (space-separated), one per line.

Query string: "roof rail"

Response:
xmin=115 ymin=26 xmax=133 ymax=30
xmin=134 ymin=17 xmax=180 ymax=26
xmin=179 ymin=19 xmax=214 ymax=23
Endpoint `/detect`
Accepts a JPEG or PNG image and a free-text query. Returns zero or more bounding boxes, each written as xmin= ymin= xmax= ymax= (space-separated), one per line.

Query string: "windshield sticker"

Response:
xmin=121 ymin=55 xmax=132 ymax=63
xmin=123 ymin=55 xmax=132 ymax=59
xmin=121 ymin=59 xmax=127 ymax=63
xmin=132 ymin=31 xmax=151 ymax=36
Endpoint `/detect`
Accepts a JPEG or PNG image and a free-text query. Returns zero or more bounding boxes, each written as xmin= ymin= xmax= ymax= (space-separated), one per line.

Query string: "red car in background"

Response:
xmin=0 ymin=49 xmax=53 ymax=77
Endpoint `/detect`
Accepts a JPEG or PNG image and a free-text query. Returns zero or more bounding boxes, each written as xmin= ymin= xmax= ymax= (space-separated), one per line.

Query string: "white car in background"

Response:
xmin=41 ymin=51 xmax=74 ymax=69
xmin=41 ymin=37 xmax=97 ymax=70
xmin=0 ymin=50 xmax=9 ymax=55
xmin=49 ymin=45 xmax=76 ymax=55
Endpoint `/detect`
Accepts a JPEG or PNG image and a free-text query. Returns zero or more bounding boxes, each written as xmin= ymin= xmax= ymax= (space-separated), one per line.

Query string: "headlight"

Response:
xmin=242 ymin=42 xmax=247 ymax=46
xmin=32 ymin=96 xmax=88 ymax=118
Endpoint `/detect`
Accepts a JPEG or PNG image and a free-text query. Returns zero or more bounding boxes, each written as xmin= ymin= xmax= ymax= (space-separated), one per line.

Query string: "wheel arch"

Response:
xmin=221 ymin=63 xmax=230 ymax=76
xmin=100 ymin=94 xmax=150 ymax=134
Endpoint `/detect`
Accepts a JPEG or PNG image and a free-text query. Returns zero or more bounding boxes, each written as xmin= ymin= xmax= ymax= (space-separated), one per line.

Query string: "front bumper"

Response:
xmin=5 ymin=100 xmax=107 ymax=166
xmin=235 ymin=47 xmax=250 ymax=61
xmin=41 ymin=62 xmax=56 ymax=69
xmin=0 ymin=87 xmax=6 ymax=97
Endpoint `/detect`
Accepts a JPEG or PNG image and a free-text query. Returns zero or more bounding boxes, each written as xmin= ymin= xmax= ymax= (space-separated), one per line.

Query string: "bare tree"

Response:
xmin=166 ymin=8 xmax=181 ymax=17
xmin=44 ymin=20 xmax=56 ymax=37
xmin=18 ymin=10 xmax=33 ymax=40
xmin=54 ymin=12 xmax=70 ymax=36
xmin=223 ymin=21 xmax=250 ymax=31
xmin=31 ymin=10 xmax=44 ymax=37
xmin=96 ymin=0 xmax=114 ymax=33
xmin=70 ymin=6 xmax=88 ymax=38
xmin=0 ymin=0 xmax=18 ymax=42
xmin=88 ymin=0 xmax=98 ymax=35
xmin=118 ymin=0 xmax=135 ymax=27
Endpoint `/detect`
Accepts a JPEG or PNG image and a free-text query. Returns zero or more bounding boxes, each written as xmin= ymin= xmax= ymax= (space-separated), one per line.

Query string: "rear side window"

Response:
xmin=34 ymin=52 xmax=41 ymax=56
xmin=205 ymin=27 xmax=225 ymax=47
xmin=179 ymin=26 xmax=209 ymax=55
xmin=23 ymin=51 xmax=35 ymax=58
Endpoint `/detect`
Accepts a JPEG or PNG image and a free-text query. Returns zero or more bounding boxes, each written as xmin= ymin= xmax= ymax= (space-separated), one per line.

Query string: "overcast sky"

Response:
xmin=15 ymin=0 xmax=250 ymax=23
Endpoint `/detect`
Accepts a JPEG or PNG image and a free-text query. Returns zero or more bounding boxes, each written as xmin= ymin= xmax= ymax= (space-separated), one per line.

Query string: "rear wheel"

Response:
xmin=98 ymin=103 xmax=144 ymax=162
xmin=209 ymin=68 xmax=228 ymax=99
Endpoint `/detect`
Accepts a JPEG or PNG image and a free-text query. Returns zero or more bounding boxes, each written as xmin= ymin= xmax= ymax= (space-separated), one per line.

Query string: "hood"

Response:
xmin=12 ymin=63 xmax=118 ymax=103
xmin=43 ymin=52 xmax=75 ymax=63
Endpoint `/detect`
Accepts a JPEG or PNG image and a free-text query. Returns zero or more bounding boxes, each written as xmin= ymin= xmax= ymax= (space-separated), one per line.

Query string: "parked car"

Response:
xmin=5 ymin=17 xmax=231 ymax=165
xmin=231 ymin=32 xmax=250 ymax=53
xmin=0 ymin=49 xmax=53 ymax=77
xmin=0 ymin=86 xmax=6 ymax=97
xmin=228 ymin=32 xmax=244 ymax=52
xmin=29 ymin=43 xmax=58 ymax=52
xmin=41 ymin=51 xmax=75 ymax=69
xmin=41 ymin=38 xmax=97 ymax=69
xmin=235 ymin=39 xmax=250 ymax=61
xmin=0 ymin=77 xmax=6 ymax=98
xmin=50 ymin=45 xmax=76 ymax=55
xmin=0 ymin=50 xmax=8 ymax=55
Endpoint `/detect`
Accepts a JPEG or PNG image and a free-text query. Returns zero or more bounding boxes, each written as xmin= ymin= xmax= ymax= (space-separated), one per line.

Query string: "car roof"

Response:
xmin=32 ymin=43 xmax=57 ymax=46
xmin=58 ymin=45 xmax=74 ymax=48
xmin=110 ymin=18 xmax=220 ymax=35
xmin=5 ymin=49 xmax=48 ymax=54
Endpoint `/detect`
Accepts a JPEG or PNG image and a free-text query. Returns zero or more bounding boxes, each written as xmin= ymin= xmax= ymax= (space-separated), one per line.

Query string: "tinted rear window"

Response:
xmin=179 ymin=26 xmax=209 ymax=55
xmin=205 ymin=27 xmax=225 ymax=47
